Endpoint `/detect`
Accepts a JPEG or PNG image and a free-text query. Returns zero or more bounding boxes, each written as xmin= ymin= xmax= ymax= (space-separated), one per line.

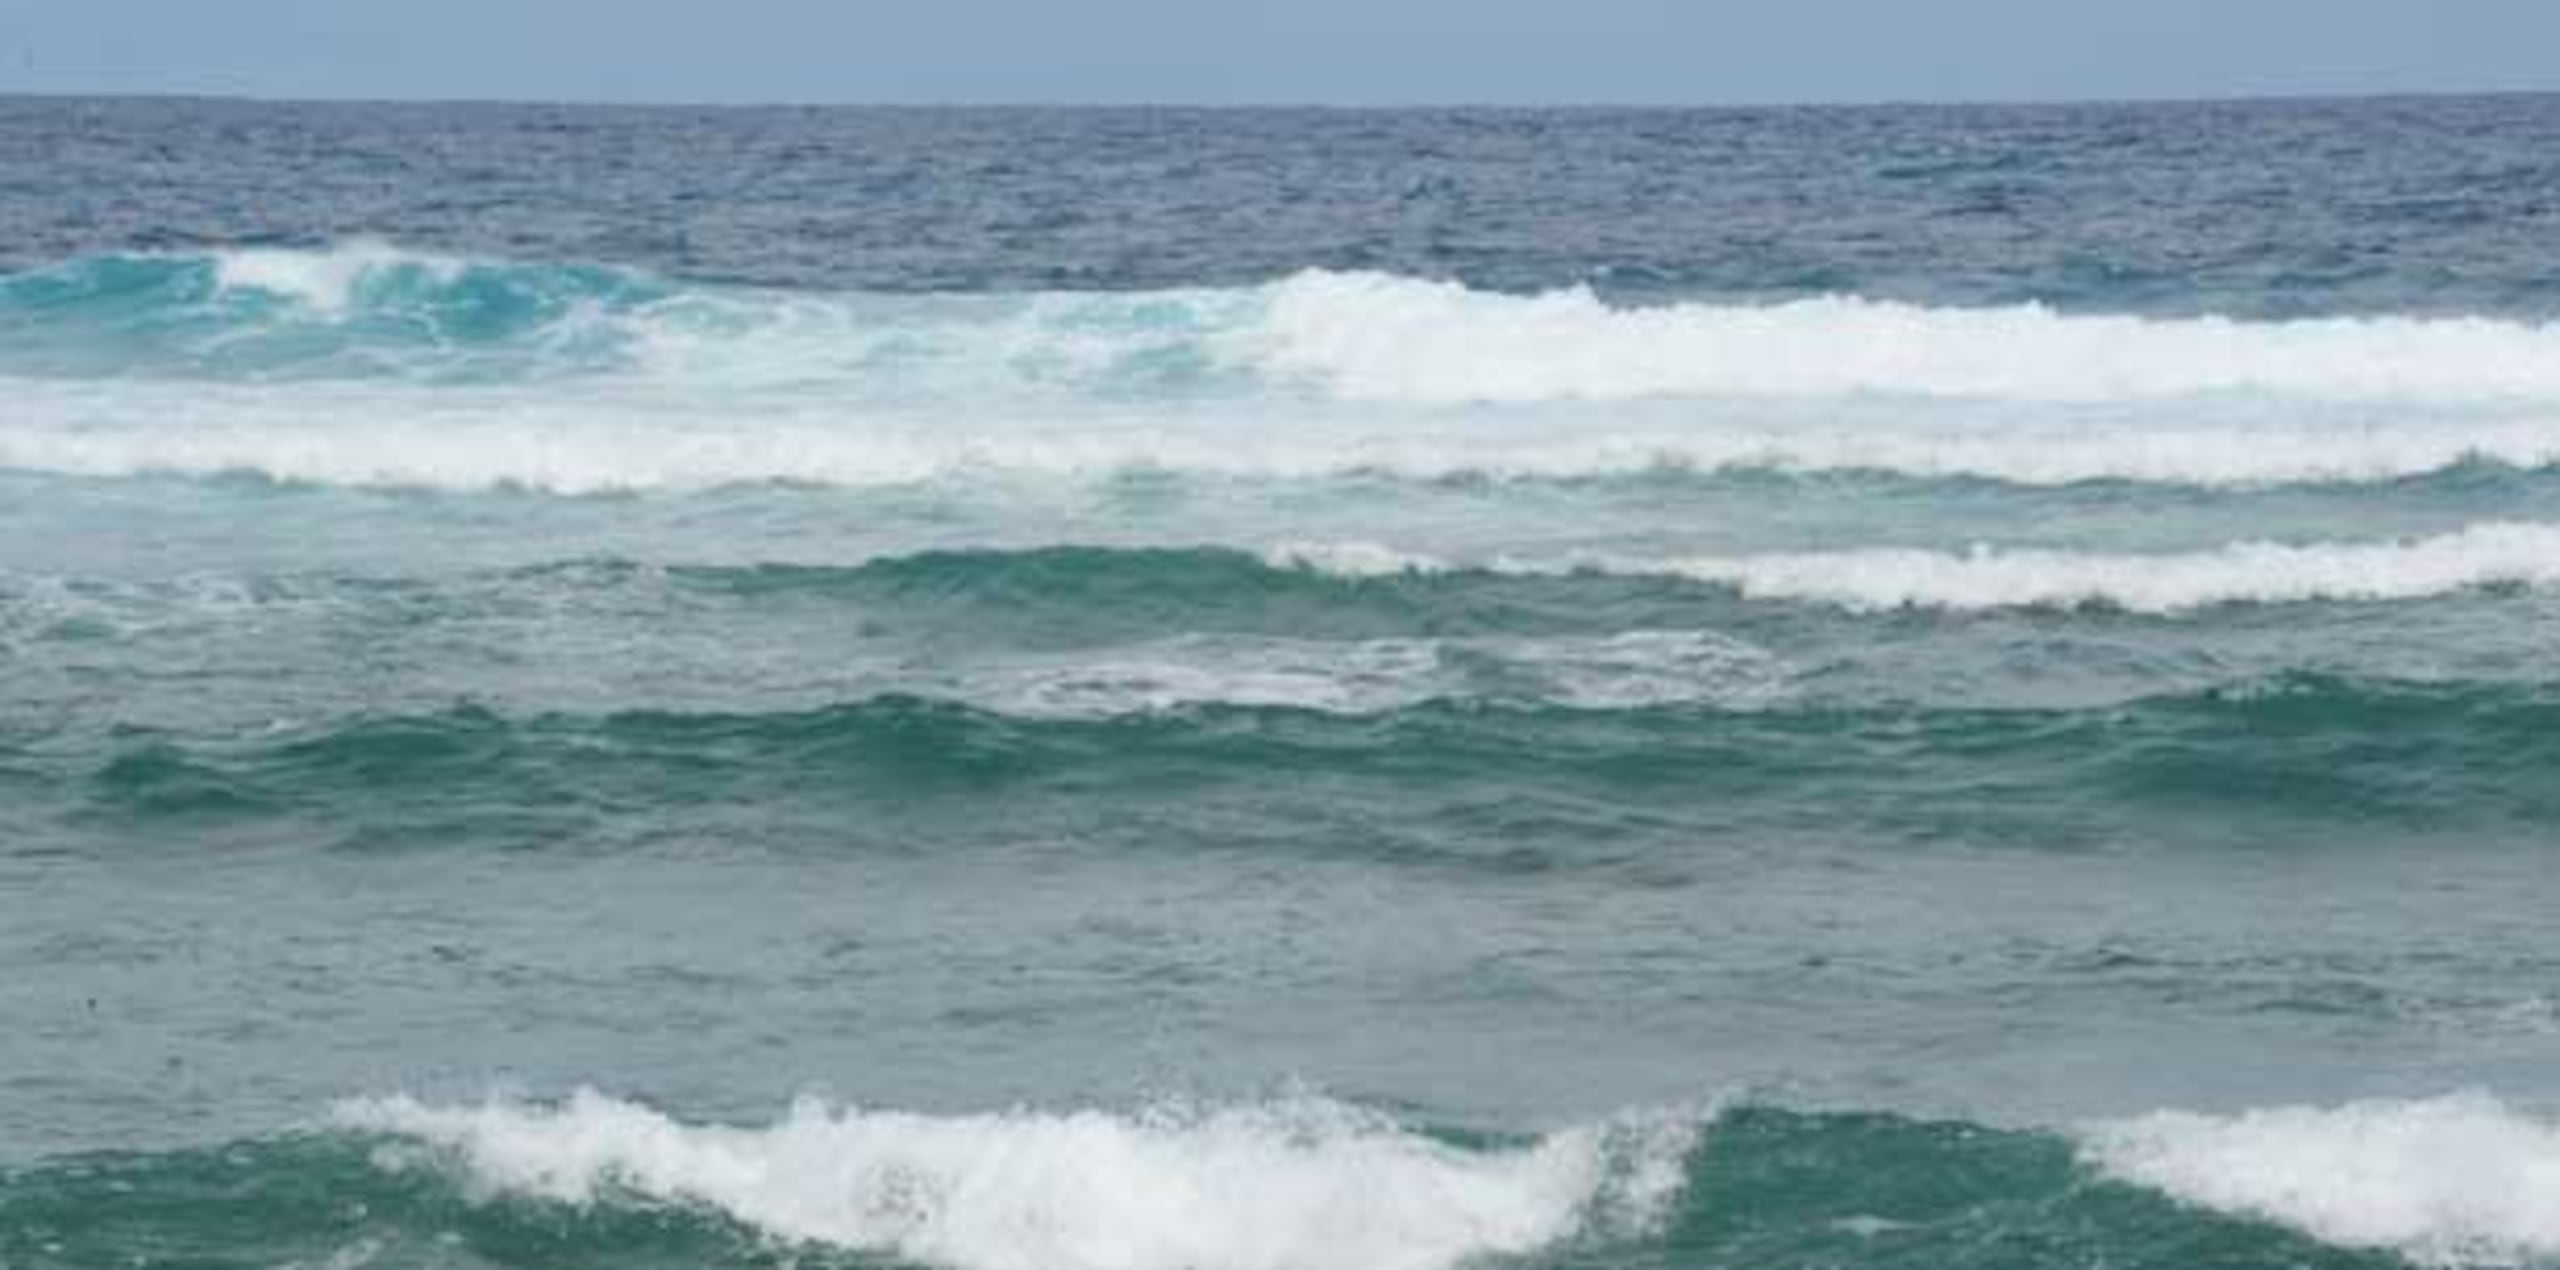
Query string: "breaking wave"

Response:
xmin=13 ymin=248 xmax=2560 ymax=493
xmin=1253 ymin=269 xmax=2560 ymax=405
xmin=1269 ymin=520 xmax=2560 ymax=613
xmin=17 ymin=247 xmax=2560 ymax=403
xmin=17 ymin=1090 xmax=2557 ymax=1270
xmin=14 ymin=390 xmax=2560 ymax=490
xmin=2085 ymin=1091 xmax=2560 ymax=1267
xmin=338 ymin=1089 xmax=1699 ymax=1270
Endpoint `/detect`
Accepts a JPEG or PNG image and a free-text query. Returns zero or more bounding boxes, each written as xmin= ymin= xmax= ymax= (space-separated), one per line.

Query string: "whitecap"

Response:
xmin=1271 ymin=522 xmax=2560 ymax=614
xmin=1247 ymin=270 xmax=2560 ymax=406
xmin=337 ymin=1089 xmax=1700 ymax=1270
xmin=2086 ymin=1091 xmax=2560 ymax=1267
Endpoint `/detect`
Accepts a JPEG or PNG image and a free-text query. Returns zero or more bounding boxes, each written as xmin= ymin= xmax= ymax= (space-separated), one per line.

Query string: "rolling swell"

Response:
xmin=0 ymin=1095 xmax=2414 ymax=1270
xmin=67 ymin=677 xmax=2560 ymax=847
xmin=16 ymin=542 xmax=2560 ymax=671
xmin=652 ymin=533 xmax=2560 ymax=617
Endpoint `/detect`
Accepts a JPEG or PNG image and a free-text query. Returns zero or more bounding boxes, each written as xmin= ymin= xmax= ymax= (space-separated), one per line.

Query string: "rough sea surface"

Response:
xmin=7 ymin=93 xmax=2560 ymax=1269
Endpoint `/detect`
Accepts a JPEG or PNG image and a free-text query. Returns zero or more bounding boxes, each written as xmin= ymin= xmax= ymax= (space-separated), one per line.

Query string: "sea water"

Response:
xmin=6 ymin=95 xmax=2560 ymax=1268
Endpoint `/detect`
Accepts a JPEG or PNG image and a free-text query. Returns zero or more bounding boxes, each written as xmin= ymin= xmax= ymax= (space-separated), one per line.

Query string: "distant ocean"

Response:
xmin=8 ymin=94 xmax=2560 ymax=1269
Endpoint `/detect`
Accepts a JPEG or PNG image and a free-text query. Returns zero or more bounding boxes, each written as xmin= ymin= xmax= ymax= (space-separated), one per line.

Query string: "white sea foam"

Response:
xmin=1267 ymin=522 xmax=2560 ymax=613
xmin=65 ymin=248 xmax=2560 ymax=407
xmin=11 ymin=385 xmax=2560 ymax=492
xmin=336 ymin=1089 xmax=1699 ymax=1270
xmin=1248 ymin=270 xmax=2560 ymax=405
xmin=944 ymin=630 xmax=1786 ymax=716
xmin=2086 ymin=1092 xmax=2560 ymax=1266
xmin=209 ymin=242 xmax=463 ymax=312
xmin=1262 ymin=541 xmax=1453 ymax=579
xmin=15 ymin=369 xmax=2560 ymax=491
xmin=0 ymin=425 xmax=2526 ymax=495
xmin=25 ymin=251 xmax=2560 ymax=490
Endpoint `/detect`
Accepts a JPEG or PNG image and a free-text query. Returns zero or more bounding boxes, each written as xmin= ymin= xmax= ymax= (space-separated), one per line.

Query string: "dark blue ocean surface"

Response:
xmin=13 ymin=93 xmax=2560 ymax=312
xmin=6 ymin=94 xmax=2560 ymax=1270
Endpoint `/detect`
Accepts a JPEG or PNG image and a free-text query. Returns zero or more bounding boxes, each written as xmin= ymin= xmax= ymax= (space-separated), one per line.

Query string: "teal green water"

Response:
xmin=12 ymin=96 xmax=2560 ymax=1269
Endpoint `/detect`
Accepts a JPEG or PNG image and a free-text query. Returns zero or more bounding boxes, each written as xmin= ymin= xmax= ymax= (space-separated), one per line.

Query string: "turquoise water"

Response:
xmin=7 ymin=95 xmax=2560 ymax=1268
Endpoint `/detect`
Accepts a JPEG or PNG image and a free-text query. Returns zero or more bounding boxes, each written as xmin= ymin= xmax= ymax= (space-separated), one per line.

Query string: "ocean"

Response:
xmin=4 ymin=92 xmax=2560 ymax=1268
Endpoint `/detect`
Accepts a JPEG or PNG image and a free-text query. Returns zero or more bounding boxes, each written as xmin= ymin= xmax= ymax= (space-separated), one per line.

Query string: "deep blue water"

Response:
xmin=6 ymin=93 xmax=2560 ymax=1270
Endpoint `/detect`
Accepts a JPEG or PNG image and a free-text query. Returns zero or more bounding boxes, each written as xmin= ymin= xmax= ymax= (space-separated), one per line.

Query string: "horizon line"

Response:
xmin=4 ymin=84 xmax=2558 ymax=115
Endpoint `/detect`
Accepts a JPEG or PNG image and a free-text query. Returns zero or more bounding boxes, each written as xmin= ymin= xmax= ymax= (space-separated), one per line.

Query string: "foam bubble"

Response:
xmin=1272 ymin=522 xmax=2560 ymax=613
xmin=337 ymin=1090 xmax=1699 ymax=1270
xmin=2085 ymin=1092 xmax=2560 ymax=1266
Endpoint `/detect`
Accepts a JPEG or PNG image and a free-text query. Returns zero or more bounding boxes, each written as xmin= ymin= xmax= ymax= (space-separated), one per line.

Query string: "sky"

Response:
xmin=2 ymin=0 xmax=2557 ymax=107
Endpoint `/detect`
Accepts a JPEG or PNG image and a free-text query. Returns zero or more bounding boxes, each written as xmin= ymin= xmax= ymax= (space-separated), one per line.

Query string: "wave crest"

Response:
xmin=19 ymin=395 xmax=2560 ymax=490
xmin=15 ymin=249 xmax=2560 ymax=491
xmin=337 ymin=1089 xmax=1699 ymax=1270
xmin=2086 ymin=1092 xmax=2560 ymax=1266
xmin=14 ymin=246 xmax=2560 ymax=402
xmin=1270 ymin=521 xmax=2560 ymax=613
xmin=1252 ymin=270 xmax=2560 ymax=405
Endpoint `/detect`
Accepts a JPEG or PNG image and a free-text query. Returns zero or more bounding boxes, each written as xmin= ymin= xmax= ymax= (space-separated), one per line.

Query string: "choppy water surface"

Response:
xmin=6 ymin=94 xmax=2560 ymax=1269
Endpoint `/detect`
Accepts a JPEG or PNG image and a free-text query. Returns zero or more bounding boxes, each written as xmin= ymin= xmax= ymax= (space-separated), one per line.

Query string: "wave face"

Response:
xmin=0 ymin=246 xmax=669 ymax=381
xmin=51 ymin=677 xmax=2560 ymax=855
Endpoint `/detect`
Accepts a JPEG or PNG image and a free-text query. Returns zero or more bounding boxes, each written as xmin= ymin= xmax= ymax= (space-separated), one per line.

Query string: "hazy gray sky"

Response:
xmin=3 ymin=0 xmax=2556 ymax=106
